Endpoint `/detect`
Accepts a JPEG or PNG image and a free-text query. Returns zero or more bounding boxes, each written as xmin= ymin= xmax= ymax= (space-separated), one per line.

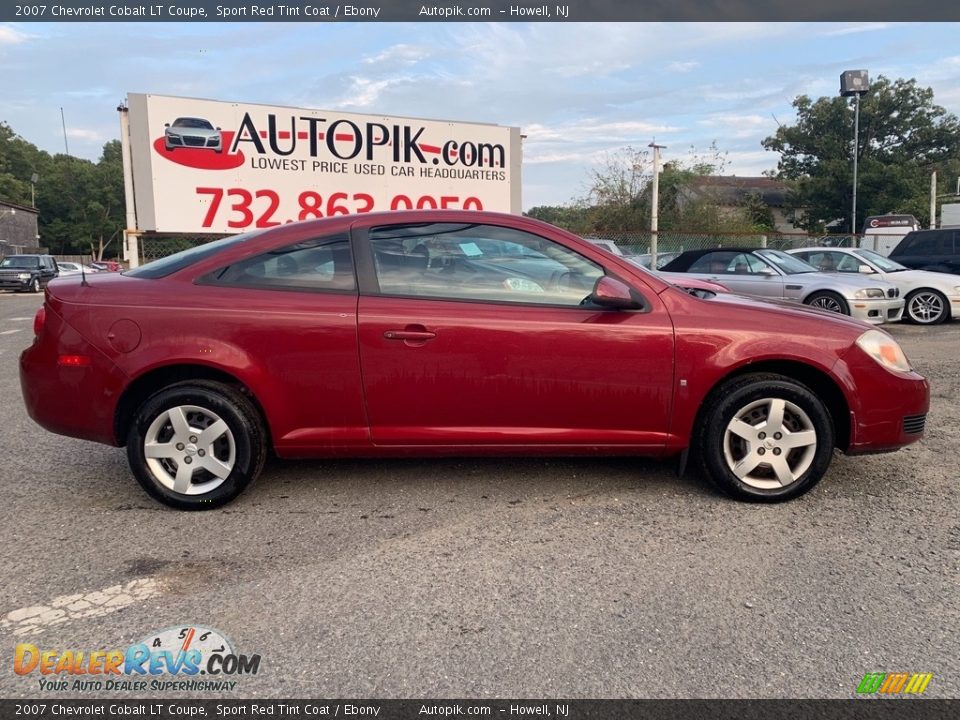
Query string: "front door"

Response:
xmin=355 ymin=221 xmax=676 ymax=449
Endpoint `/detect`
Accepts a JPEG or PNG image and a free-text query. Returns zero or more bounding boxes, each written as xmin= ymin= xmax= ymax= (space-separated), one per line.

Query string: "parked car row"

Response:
xmin=660 ymin=248 xmax=906 ymax=325
xmin=0 ymin=256 xmax=124 ymax=293
xmin=588 ymin=238 xmax=959 ymax=326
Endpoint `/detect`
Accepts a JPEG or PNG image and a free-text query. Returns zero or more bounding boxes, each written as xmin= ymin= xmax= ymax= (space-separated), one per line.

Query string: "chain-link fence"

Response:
xmin=139 ymin=235 xmax=223 ymax=264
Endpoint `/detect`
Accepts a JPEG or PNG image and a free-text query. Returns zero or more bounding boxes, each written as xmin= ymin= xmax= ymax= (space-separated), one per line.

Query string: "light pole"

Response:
xmin=649 ymin=141 xmax=666 ymax=267
xmin=840 ymin=70 xmax=869 ymax=234
xmin=30 ymin=173 xmax=38 ymax=207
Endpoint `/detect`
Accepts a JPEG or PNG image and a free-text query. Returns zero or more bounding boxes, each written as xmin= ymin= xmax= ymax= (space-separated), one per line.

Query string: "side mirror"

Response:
xmin=590 ymin=276 xmax=643 ymax=310
xmin=759 ymin=267 xmax=777 ymax=276
xmin=858 ymin=264 xmax=874 ymax=274
xmin=216 ymin=126 xmax=221 ymax=130
xmin=164 ymin=123 xmax=170 ymax=127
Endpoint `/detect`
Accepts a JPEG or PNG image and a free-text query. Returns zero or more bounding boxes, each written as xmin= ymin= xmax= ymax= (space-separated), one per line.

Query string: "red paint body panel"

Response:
xmin=358 ymin=294 xmax=675 ymax=448
xmin=19 ymin=210 xmax=928 ymax=467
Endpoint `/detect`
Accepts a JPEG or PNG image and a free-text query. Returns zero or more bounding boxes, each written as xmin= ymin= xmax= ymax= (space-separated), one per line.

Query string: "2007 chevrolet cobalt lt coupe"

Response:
xmin=20 ymin=211 xmax=928 ymax=510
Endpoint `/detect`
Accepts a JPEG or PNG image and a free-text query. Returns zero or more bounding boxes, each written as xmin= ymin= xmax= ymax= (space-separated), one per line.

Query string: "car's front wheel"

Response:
xmin=29 ymin=278 xmax=40 ymax=293
xmin=126 ymin=381 xmax=267 ymax=510
xmin=697 ymin=374 xmax=835 ymax=502
xmin=804 ymin=291 xmax=849 ymax=315
xmin=904 ymin=289 xmax=948 ymax=325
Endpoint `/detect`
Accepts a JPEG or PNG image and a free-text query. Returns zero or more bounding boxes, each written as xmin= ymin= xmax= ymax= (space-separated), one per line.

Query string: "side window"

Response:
xmin=905 ymin=232 xmax=944 ymax=256
xmin=802 ymin=251 xmax=854 ymax=272
xmin=834 ymin=253 xmax=862 ymax=272
xmin=368 ymin=222 xmax=604 ymax=307
xmin=202 ymin=235 xmax=355 ymax=293
xmin=688 ymin=251 xmax=739 ymax=274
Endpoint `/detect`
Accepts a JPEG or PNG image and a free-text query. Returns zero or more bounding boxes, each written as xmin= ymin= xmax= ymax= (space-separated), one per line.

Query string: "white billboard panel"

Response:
xmin=127 ymin=93 xmax=522 ymax=234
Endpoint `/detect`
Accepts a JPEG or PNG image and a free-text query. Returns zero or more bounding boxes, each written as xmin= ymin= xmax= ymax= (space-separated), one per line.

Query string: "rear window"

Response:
xmin=125 ymin=230 xmax=267 ymax=279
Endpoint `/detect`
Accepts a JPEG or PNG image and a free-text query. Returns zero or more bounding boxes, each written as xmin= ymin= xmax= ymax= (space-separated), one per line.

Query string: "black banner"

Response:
xmin=3 ymin=1 xmax=960 ymax=23
xmin=1 ymin=699 xmax=958 ymax=719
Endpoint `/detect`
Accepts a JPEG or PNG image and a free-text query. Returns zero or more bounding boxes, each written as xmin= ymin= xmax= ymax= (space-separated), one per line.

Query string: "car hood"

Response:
xmin=886 ymin=269 xmax=960 ymax=291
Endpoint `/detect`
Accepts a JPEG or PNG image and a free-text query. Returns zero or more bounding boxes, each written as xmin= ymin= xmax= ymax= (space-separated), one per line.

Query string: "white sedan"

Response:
xmin=56 ymin=262 xmax=100 ymax=276
xmin=788 ymin=247 xmax=960 ymax=325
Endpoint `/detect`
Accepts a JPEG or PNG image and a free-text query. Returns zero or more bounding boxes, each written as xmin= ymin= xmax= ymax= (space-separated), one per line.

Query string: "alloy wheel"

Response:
xmin=143 ymin=404 xmax=236 ymax=495
xmin=722 ymin=398 xmax=818 ymax=490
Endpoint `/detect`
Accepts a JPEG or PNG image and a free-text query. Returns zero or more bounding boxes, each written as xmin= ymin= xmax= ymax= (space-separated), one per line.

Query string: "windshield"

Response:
xmin=173 ymin=118 xmax=214 ymax=129
xmin=755 ymin=249 xmax=817 ymax=275
xmin=0 ymin=256 xmax=38 ymax=269
xmin=857 ymin=248 xmax=908 ymax=272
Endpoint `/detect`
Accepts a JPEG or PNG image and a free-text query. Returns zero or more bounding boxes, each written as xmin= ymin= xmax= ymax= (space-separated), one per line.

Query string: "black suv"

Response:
xmin=888 ymin=229 xmax=960 ymax=275
xmin=0 ymin=254 xmax=59 ymax=293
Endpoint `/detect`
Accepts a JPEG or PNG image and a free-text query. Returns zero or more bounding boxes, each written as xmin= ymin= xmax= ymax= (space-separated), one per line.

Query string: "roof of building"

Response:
xmin=686 ymin=176 xmax=788 ymax=207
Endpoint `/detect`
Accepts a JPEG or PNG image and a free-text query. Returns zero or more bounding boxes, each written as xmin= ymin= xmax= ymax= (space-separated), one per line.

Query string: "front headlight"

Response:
xmin=856 ymin=329 xmax=912 ymax=373
xmin=17 ymin=273 xmax=31 ymax=280
xmin=854 ymin=288 xmax=885 ymax=299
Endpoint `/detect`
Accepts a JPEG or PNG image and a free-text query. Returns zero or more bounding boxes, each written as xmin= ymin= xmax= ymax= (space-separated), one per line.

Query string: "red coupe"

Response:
xmin=20 ymin=211 xmax=928 ymax=509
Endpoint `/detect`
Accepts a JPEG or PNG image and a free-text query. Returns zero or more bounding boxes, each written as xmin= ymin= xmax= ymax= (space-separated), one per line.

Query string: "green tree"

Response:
xmin=35 ymin=142 xmax=125 ymax=256
xmin=0 ymin=121 xmax=49 ymax=207
xmin=762 ymin=76 xmax=960 ymax=232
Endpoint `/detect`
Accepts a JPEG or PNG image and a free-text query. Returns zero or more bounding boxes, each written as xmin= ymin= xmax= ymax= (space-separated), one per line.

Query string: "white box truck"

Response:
xmin=941 ymin=203 xmax=960 ymax=229
xmin=859 ymin=214 xmax=920 ymax=256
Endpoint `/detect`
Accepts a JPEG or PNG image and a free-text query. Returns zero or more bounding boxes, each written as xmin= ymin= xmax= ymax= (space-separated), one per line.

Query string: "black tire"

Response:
xmin=904 ymin=289 xmax=949 ymax=325
xmin=696 ymin=373 xmax=835 ymax=502
xmin=126 ymin=380 xmax=267 ymax=510
xmin=804 ymin=291 xmax=849 ymax=315
xmin=29 ymin=278 xmax=41 ymax=293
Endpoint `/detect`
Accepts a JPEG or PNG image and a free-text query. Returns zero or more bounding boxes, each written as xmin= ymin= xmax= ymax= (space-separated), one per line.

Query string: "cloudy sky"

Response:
xmin=1 ymin=21 xmax=959 ymax=209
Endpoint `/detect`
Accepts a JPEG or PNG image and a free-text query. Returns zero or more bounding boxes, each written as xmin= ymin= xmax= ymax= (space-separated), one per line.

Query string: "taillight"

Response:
xmin=33 ymin=307 xmax=46 ymax=336
xmin=57 ymin=355 xmax=91 ymax=367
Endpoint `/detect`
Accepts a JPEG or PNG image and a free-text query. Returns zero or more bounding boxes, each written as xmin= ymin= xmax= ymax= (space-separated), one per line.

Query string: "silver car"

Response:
xmin=585 ymin=238 xmax=680 ymax=270
xmin=164 ymin=117 xmax=222 ymax=153
xmin=788 ymin=246 xmax=960 ymax=325
xmin=660 ymin=248 xmax=903 ymax=324
xmin=55 ymin=262 xmax=100 ymax=276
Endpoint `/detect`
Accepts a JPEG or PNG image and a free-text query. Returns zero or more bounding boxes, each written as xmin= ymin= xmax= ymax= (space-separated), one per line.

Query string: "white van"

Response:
xmin=859 ymin=214 xmax=920 ymax=256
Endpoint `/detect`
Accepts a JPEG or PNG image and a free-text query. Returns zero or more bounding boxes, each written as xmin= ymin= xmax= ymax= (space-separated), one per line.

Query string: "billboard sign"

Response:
xmin=126 ymin=93 xmax=522 ymax=234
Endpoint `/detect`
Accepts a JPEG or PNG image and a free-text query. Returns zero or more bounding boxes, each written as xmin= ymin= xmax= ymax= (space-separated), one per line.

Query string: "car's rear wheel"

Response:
xmin=904 ymin=289 xmax=948 ymax=325
xmin=126 ymin=381 xmax=266 ymax=510
xmin=804 ymin=291 xmax=849 ymax=315
xmin=697 ymin=374 xmax=835 ymax=502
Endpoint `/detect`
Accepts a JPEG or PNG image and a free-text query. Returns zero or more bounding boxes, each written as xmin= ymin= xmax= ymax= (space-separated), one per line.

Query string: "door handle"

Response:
xmin=384 ymin=329 xmax=436 ymax=341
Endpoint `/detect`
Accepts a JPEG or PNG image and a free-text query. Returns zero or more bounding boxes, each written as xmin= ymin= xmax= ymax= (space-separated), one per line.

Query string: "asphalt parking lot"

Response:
xmin=1 ymin=290 xmax=957 ymax=699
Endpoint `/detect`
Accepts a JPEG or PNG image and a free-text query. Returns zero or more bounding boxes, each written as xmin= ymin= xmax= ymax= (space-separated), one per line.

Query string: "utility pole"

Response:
xmin=840 ymin=70 xmax=869 ymax=234
xmin=930 ymin=171 xmax=937 ymax=229
xmin=649 ymin=141 xmax=666 ymax=268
